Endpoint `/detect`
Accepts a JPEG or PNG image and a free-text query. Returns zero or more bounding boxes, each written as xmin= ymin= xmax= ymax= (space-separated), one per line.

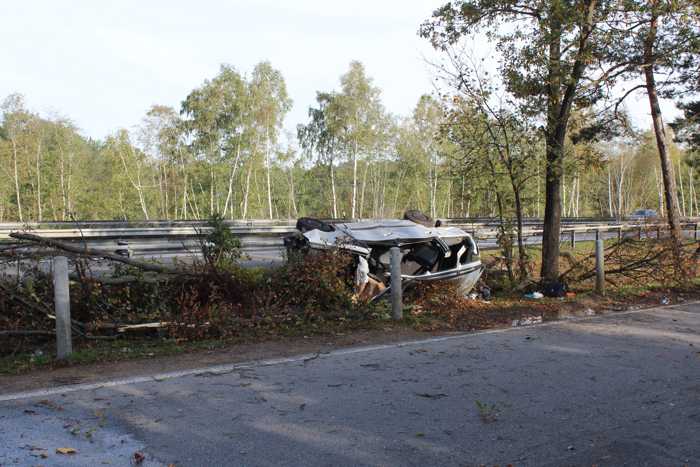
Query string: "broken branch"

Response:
xmin=9 ymin=232 xmax=192 ymax=276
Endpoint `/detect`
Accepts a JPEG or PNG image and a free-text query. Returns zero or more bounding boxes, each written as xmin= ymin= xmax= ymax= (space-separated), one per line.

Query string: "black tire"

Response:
xmin=295 ymin=217 xmax=335 ymax=233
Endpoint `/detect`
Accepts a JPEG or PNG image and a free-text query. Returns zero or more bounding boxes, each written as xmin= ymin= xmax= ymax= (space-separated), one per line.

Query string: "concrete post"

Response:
xmin=595 ymin=239 xmax=605 ymax=295
xmin=53 ymin=256 xmax=72 ymax=359
xmin=390 ymin=247 xmax=402 ymax=320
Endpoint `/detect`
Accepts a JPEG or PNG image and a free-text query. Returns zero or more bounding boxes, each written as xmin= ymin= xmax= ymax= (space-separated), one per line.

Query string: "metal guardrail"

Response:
xmin=1 ymin=219 xmax=698 ymax=256
xmin=4 ymin=217 xmax=692 ymax=239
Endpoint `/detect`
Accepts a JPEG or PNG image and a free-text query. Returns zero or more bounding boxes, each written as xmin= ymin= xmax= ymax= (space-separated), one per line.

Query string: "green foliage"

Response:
xmin=201 ymin=214 xmax=242 ymax=269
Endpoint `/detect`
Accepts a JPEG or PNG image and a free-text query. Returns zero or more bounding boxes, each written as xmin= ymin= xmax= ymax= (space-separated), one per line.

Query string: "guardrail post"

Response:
xmin=656 ymin=225 xmax=661 ymax=239
xmin=595 ymin=239 xmax=605 ymax=295
xmin=390 ymin=247 xmax=402 ymax=320
xmin=595 ymin=229 xmax=601 ymax=242
xmin=695 ymin=223 xmax=699 ymax=241
xmin=638 ymin=226 xmax=642 ymax=240
xmin=617 ymin=227 xmax=622 ymax=243
xmin=570 ymin=230 xmax=576 ymax=248
xmin=53 ymin=256 xmax=72 ymax=359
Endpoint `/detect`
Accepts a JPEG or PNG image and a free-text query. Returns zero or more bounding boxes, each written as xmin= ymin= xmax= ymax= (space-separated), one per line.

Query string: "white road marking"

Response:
xmin=0 ymin=302 xmax=695 ymax=403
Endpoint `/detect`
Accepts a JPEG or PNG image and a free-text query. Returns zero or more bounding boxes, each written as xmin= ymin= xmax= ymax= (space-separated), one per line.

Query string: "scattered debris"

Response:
xmin=524 ymin=291 xmax=544 ymax=299
xmin=415 ymin=392 xmax=448 ymax=399
xmin=583 ymin=308 xmax=595 ymax=316
xmin=36 ymin=399 xmax=63 ymax=411
xmin=132 ymin=451 xmax=145 ymax=464
xmin=511 ymin=315 xmax=543 ymax=327
xmin=660 ymin=296 xmax=670 ymax=305
xmin=56 ymin=447 xmax=77 ymax=455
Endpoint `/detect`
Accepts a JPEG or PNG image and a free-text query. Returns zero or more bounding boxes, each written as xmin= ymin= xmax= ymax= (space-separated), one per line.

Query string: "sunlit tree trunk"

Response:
xmin=265 ymin=128 xmax=273 ymax=219
xmin=34 ymin=137 xmax=42 ymax=222
xmin=330 ymin=162 xmax=338 ymax=218
xmin=351 ymin=137 xmax=358 ymax=219
xmin=223 ymin=142 xmax=241 ymax=219
xmin=242 ymin=161 xmax=253 ymax=220
xmin=677 ymin=159 xmax=686 ymax=217
xmin=118 ymin=145 xmax=150 ymax=220
xmin=643 ymin=3 xmax=682 ymax=243
xmin=10 ymin=138 xmax=23 ymax=222
xmin=359 ymin=160 xmax=369 ymax=219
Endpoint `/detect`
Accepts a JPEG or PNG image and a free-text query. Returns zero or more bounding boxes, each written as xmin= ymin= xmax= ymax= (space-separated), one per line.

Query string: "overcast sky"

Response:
xmin=2 ymin=0 xmax=677 ymax=141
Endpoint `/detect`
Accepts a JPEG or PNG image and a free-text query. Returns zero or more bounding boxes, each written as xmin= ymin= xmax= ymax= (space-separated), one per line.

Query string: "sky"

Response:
xmin=1 ymin=0 xmax=679 ymax=142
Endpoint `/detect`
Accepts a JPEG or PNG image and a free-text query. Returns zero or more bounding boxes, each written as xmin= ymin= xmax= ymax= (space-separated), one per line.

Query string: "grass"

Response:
xmin=0 ymin=338 xmax=227 ymax=375
xmin=475 ymin=400 xmax=499 ymax=423
xmin=0 ymin=315 xmax=391 ymax=376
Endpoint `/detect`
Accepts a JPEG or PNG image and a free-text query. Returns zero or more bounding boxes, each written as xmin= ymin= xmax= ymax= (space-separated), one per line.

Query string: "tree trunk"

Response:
xmin=242 ymin=161 xmax=253 ymax=220
xmin=678 ymin=158 xmax=687 ymax=217
xmin=540 ymin=0 xmax=595 ymax=281
xmin=540 ymin=14 xmax=563 ymax=282
xmin=330 ymin=161 xmax=338 ymax=218
xmin=359 ymin=160 xmax=369 ymax=219
xmin=351 ymin=138 xmax=358 ymax=219
xmin=223 ymin=142 xmax=241 ymax=219
xmin=11 ymin=138 xmax=23 ymax=222
xmin=288 ymin=168 xmax=298 ymax=218
xmin=513 ymin=186 xmax=528 ymax=280
xmin=265 ymin=128 xmax=273 ymax=220
xmin=35 ymin=137 xmax=42 ymax=222
xmin=654 ymin=167 xmax=664 ymax=217
xmin=643 ymin=4 xmax=682 ymax=243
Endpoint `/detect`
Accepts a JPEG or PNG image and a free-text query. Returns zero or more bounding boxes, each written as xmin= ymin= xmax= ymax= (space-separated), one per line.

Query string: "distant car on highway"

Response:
xmin=628 ymin=209 xmax=658 ymax=222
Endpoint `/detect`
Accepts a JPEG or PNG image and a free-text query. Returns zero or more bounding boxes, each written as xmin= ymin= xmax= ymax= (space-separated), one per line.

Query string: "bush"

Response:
xmin=200 ymin=214 xmax=242 ymax=270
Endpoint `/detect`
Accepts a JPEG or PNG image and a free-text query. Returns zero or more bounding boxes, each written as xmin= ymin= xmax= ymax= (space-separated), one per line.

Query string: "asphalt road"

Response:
xmin=1 ymin=303 xmax=699 ymax=466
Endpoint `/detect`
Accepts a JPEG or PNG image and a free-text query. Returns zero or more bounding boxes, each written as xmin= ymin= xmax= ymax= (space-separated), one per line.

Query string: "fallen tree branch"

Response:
xmin=0 ymin=280 xmax=53 ymax=317
xmin=9 ymin=232 xmax=192 ymax=276
xmin=69 ymin=273 xmax=173 ymax=285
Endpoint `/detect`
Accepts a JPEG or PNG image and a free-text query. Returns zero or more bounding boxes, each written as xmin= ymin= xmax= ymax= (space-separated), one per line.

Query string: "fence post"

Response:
xmin=390 ymin=247 xmax=403 ymax=320
xmin=595 ymin=239 xmax=605 ymax=295
xmin=53 ymin=256 xmax=72 ymax=359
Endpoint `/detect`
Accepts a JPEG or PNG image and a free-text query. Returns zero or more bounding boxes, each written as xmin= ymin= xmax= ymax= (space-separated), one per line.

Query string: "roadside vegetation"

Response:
xmin=1 ymin=1 xmax=699 ymax=374
xmin=2 ymin=216 xmax=699 ymax=375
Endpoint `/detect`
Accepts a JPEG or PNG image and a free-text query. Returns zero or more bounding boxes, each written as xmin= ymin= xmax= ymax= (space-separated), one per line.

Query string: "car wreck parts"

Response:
xmin=284 ymin=217 xmax=483 ymax=302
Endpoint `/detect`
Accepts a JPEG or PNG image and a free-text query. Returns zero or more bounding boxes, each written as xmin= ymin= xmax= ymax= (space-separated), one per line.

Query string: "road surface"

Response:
xmin=1 ymin=303 xmax=699 ymax=466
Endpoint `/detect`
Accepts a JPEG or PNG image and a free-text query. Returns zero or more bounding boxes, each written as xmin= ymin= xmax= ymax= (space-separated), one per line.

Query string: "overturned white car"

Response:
xmin=284 ymin=215 xmax=483 ymax=301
